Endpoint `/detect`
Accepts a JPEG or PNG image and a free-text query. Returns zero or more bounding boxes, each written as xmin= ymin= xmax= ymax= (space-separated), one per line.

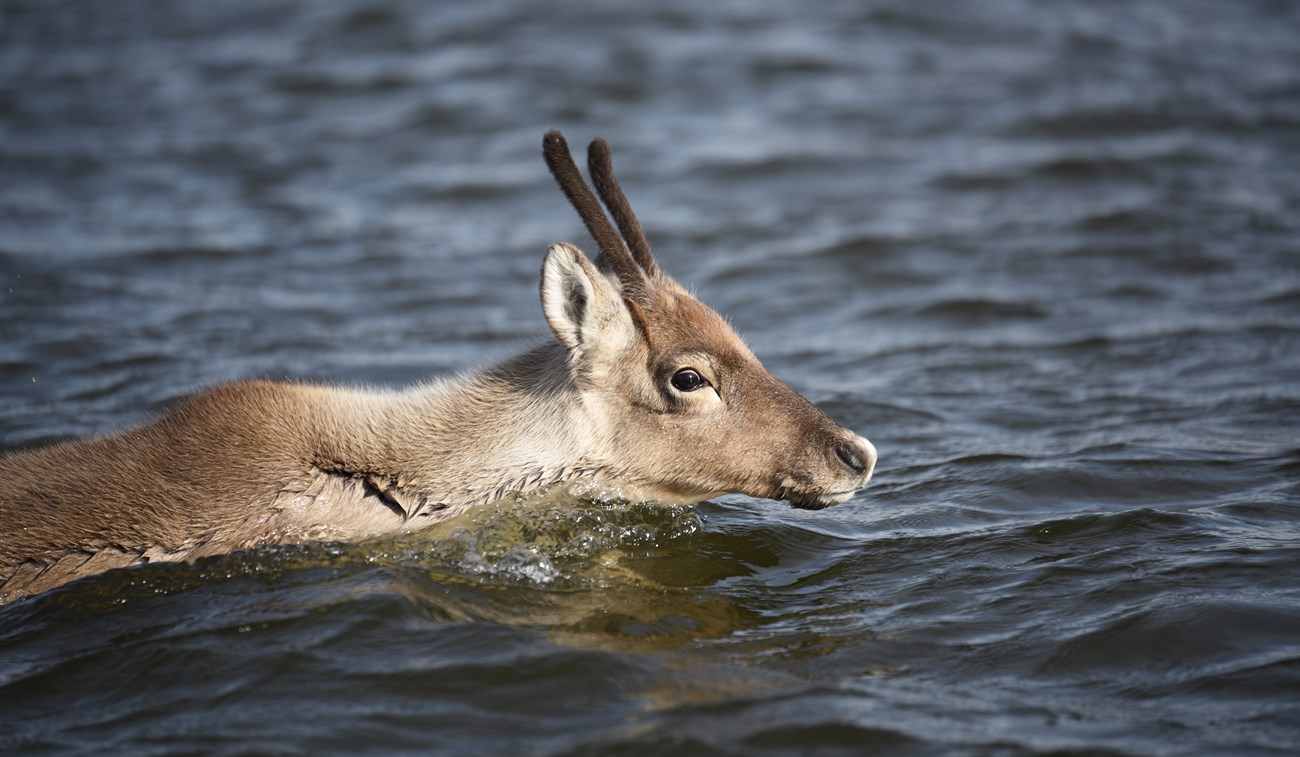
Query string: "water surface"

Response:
xmin=2 ymin=1 xmax=1299 ymax=754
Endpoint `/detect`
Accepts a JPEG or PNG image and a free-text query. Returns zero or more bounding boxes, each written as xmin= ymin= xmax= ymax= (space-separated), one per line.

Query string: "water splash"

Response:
xmin=376 ymin=490 xmax=705 ymax=586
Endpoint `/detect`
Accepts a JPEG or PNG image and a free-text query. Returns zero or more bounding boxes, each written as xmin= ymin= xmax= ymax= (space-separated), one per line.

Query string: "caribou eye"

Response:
xmin=670 ymin=368 xmax=707 ymax=392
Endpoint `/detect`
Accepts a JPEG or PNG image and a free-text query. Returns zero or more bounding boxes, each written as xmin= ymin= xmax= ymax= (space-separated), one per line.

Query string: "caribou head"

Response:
xmin=537 ymin=130 xmax=875 ymax=509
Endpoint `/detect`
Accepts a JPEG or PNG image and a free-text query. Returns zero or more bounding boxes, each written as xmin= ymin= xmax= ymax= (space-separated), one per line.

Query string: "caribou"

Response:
xmin=0 ymin=131 xmax=876 ymax=599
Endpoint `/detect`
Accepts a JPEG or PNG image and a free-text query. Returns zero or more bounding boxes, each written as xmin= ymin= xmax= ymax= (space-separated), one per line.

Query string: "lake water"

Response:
xmin=2 ymin=1 xmax=1298 ymax=754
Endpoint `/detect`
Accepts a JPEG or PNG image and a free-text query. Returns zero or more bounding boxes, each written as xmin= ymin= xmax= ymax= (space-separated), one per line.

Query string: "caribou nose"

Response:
xmin=834 ymin=436 xmax=877 ymax=481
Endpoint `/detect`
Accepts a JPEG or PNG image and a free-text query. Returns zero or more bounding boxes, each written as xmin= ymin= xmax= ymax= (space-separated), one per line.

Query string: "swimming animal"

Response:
xmin=0 ymin=131 xmax=876 ymax=599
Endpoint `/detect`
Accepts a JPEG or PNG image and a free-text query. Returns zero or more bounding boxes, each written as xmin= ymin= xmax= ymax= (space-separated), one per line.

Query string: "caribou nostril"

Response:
xmin=834 ymin=442 xmax=867 ymax=476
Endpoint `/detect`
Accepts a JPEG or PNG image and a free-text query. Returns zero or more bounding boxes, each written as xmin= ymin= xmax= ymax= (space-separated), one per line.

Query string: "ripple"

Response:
xmin=1038 ymin=600 xmax=1300 ymax=682
xmin=3 ymin=0 xmax=1300 ymax=753
xmin=909 ymin=297 xmax=1049 ymax=321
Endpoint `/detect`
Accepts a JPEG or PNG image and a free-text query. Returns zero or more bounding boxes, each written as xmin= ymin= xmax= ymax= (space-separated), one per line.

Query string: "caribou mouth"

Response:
xmin=786 ymin=489 xmax=859 ymax=510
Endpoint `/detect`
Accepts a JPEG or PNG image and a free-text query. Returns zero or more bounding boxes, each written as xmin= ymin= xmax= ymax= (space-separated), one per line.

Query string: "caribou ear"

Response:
xmin=540 ymin=242 xmax=625 ymax=352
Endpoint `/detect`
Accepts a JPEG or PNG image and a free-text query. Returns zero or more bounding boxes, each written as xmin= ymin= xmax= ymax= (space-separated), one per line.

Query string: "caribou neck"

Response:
xmin=364 ymin=342 xmax=607 ymax=515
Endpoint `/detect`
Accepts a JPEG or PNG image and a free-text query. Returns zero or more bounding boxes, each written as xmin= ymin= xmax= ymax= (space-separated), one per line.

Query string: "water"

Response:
xmin=1 ymin=1 xmax=1298 ymax=753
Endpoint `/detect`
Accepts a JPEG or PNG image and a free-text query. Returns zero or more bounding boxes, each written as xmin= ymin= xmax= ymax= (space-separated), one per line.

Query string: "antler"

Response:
xmin=588 ymin=138 xmax=658 ymax=277
xmin=542 ymin=130 xmax=651 ymax=301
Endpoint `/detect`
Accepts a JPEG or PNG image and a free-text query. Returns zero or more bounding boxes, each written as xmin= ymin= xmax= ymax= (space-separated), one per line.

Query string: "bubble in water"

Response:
xmin=668 ymin=511 xmax=704 ymax=539
xmin=494 ymin=546 xmax=559 ymax=584
xmin=558 ymin=531 xmax=607 ymax=559
xmin=458 ymin=551 xmax=490 ymax=574
xmin=620 ymin=524 xmax=658 ymax=548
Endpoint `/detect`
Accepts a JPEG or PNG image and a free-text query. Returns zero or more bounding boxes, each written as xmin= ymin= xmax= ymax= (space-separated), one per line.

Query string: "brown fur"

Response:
xmin=0 ymin=132 xmax=876 ymax=600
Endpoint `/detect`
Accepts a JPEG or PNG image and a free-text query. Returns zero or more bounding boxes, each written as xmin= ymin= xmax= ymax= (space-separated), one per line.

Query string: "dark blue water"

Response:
xmin=2 ymin=1 xmax=1299 ymax=754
